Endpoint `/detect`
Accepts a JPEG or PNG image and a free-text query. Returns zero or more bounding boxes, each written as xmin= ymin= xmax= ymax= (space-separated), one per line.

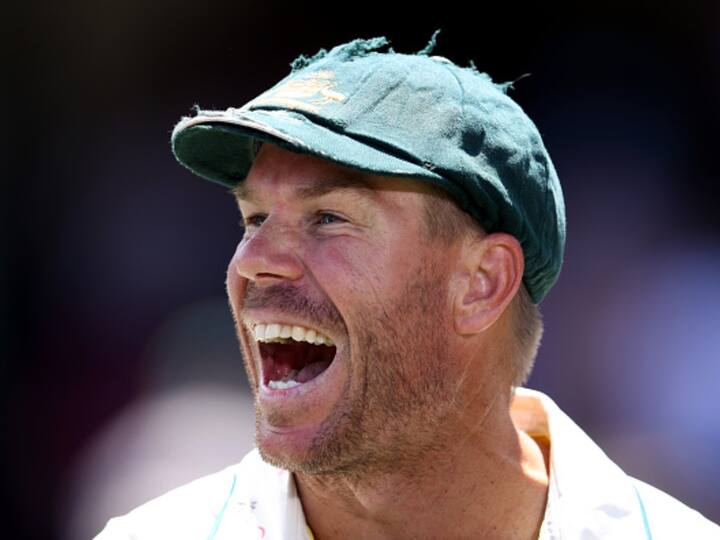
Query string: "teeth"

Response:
xmin=252 ymin=323 xmax=334 ymax=346
xmin=265 ymin=324 xmax=281 ymax=340
xmin=268 ymin=379 xmax=301 ymax=390
xmin=253 ymin=324 xmax=266 ymax=341
xmin=291 ymin=326 xmax=305 ymax=341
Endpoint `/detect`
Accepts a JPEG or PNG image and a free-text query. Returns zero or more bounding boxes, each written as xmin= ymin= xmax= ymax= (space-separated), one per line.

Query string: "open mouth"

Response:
xmin=253 ymin=323 xmax=337 ymax=390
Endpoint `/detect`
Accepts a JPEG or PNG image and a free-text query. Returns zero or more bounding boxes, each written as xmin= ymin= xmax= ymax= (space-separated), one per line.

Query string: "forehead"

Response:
xmin=235 ymin=144 xmax=374 ymax=202
xmin=234 ymin=143 xmax=438 ymax=204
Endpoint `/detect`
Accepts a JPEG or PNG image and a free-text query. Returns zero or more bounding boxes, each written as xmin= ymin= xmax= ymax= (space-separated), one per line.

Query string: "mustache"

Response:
xmin=241 ymin=283 xmax=344 ymax=330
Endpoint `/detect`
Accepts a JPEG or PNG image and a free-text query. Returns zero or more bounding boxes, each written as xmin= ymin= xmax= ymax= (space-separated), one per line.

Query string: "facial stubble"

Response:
xmin=241 ymin=260 xmax=458 ymax=479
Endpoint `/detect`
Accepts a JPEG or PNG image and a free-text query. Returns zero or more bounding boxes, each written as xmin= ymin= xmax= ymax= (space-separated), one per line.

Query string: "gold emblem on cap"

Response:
xmin=243 ymin=70 xmax=346 ymax=113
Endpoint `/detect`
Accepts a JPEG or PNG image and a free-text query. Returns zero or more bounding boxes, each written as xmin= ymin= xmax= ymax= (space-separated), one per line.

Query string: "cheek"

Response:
xmin=304 ymin=240 xmax=390 ymax=349
xmin=307 ymin=236 xmax=441 ymax=329
xmin=304 ymin=239 xmax=380 ymax=291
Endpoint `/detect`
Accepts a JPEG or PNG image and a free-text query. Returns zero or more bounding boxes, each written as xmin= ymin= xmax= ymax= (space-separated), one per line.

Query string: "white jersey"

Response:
xmin=95 ymin=388 xmax=720 ymax=539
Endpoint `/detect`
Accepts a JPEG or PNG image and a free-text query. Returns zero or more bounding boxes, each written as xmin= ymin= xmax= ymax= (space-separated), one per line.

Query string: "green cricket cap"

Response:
xmin=171 ymin=31 xmax=566 ymax=303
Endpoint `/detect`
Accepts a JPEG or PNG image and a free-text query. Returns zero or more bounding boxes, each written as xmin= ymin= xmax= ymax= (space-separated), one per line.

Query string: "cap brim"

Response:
xmin=171 ymin=108 xmax=449 ymax=190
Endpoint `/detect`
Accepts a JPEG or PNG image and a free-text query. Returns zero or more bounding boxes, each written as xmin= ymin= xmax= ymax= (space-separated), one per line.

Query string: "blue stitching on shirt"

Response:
xmin=633 ymin=483 xmax=653 ymax=540
xmin=206 ymin=473 xmax=238 ymax=540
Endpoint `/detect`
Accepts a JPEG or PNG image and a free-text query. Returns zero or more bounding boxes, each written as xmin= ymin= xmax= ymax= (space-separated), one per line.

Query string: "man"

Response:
xmin=96 ymin=33 xmax=719 ymax=539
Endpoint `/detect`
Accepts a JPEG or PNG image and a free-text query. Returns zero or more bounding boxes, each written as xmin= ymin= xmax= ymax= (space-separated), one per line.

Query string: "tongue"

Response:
xmin=296 ymin=360 xmax=332 ymax=383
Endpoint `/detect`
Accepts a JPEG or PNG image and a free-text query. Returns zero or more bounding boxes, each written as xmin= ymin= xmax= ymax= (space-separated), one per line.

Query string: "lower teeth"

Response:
xmin=268 ymin=379 xmax=301 ymax=389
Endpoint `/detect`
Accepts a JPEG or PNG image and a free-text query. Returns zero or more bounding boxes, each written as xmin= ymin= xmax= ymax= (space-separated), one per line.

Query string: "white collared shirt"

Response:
xmin=95 ymin=388 xmax=720 ymax=539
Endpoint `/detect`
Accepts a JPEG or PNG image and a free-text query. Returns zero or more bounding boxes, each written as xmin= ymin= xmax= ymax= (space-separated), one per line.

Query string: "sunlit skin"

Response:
xmin=226 ymin=143 xmax=550 ymax=539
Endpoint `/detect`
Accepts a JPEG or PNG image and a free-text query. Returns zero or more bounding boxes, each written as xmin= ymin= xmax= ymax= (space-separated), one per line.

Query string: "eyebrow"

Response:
xmin=233 ymin=175 xmax=376 ymax=203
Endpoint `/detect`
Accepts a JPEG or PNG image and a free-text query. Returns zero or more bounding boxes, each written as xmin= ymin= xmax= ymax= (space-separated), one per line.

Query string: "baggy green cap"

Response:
xmin=171 ymin=31 xmax=566 ymax=303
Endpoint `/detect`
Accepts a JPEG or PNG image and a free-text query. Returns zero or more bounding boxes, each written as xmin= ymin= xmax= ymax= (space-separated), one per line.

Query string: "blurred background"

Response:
xmin=3 ymin=1 xmax=720 ymax=538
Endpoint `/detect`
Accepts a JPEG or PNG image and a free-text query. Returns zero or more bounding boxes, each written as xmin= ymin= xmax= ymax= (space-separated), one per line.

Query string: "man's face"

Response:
xmin=226 ymin=143 xmax=463 ymax=475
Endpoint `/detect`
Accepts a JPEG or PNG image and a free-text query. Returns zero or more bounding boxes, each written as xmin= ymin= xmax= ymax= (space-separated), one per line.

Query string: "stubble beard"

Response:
xmin=243 ymin=261 xmax=458 ymax=480
xmin=301 ymin=268 xmax=457 ymax=480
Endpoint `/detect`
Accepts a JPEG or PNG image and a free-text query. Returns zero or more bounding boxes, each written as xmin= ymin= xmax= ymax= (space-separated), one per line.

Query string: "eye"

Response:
xmin=243 ymin=214 xmax=267 ymax=228
xmin=317 ymin=212 xmax=345 ymax=225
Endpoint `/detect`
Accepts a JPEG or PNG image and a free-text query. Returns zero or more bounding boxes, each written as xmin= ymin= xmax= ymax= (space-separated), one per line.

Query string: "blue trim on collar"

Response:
xmin=633 ymin=483 xmax=654 ymax=540
xmin=207 ymin=473 xmax=238 ymax=540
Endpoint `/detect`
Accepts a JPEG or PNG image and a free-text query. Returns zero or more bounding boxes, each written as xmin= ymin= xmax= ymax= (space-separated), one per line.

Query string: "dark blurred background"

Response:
xmin=4 ymin=1 xmax=720 ymax=538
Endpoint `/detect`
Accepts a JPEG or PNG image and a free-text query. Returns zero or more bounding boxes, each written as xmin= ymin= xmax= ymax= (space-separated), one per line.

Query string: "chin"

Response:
xmin=254 ymin=417 xmax=320 ymax=471
xmin=254 ymin=415 xmax=360 ymax=476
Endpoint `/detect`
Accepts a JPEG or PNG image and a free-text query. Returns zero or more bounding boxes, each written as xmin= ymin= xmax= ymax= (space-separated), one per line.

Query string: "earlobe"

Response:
xmin=453 ymin=233 xmax=524 ymax=335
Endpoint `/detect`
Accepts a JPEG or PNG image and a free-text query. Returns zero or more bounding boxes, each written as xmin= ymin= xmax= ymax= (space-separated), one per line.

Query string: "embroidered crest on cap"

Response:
xmin=243 ymin=70 xmax=346 ymax=114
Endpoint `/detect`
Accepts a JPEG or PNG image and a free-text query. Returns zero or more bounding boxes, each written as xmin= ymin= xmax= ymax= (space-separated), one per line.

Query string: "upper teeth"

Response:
xmin=253 ymin=323 xmax=334 ymax=346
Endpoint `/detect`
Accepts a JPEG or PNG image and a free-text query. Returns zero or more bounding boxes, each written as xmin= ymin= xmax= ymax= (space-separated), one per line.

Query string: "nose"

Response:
xmin=230 ymin=218 xmax=304 ymax=286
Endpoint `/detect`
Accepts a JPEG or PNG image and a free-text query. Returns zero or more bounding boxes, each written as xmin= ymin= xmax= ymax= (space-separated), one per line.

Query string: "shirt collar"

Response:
xmin=230 ymin=387 xmax=651 ymax=539
xmin=512 ymin=387 xmax=652 ymax=538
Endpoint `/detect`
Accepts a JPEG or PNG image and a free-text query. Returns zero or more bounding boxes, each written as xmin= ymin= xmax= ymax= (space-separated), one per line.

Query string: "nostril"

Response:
xmin=256 ymin=272 xmax=288 ymax=280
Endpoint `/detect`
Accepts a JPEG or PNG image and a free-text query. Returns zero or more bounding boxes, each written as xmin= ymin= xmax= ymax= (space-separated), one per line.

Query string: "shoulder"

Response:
xmin=94 ymin=449 xmax=270 ymax=540
xmin=631 ymin=477 xmax=720 ymax=540
xmin=513 ymin=388 xmax=720 ymax=539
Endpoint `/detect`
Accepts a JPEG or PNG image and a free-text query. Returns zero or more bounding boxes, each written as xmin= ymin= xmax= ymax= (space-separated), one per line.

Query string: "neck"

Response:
xmin=295 ymin=389 xmax=550 ymax=540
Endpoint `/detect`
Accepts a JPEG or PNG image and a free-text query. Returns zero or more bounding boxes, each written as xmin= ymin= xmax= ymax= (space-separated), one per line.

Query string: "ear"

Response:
xmin=451 ymin=232 xmax=524 ymax=335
